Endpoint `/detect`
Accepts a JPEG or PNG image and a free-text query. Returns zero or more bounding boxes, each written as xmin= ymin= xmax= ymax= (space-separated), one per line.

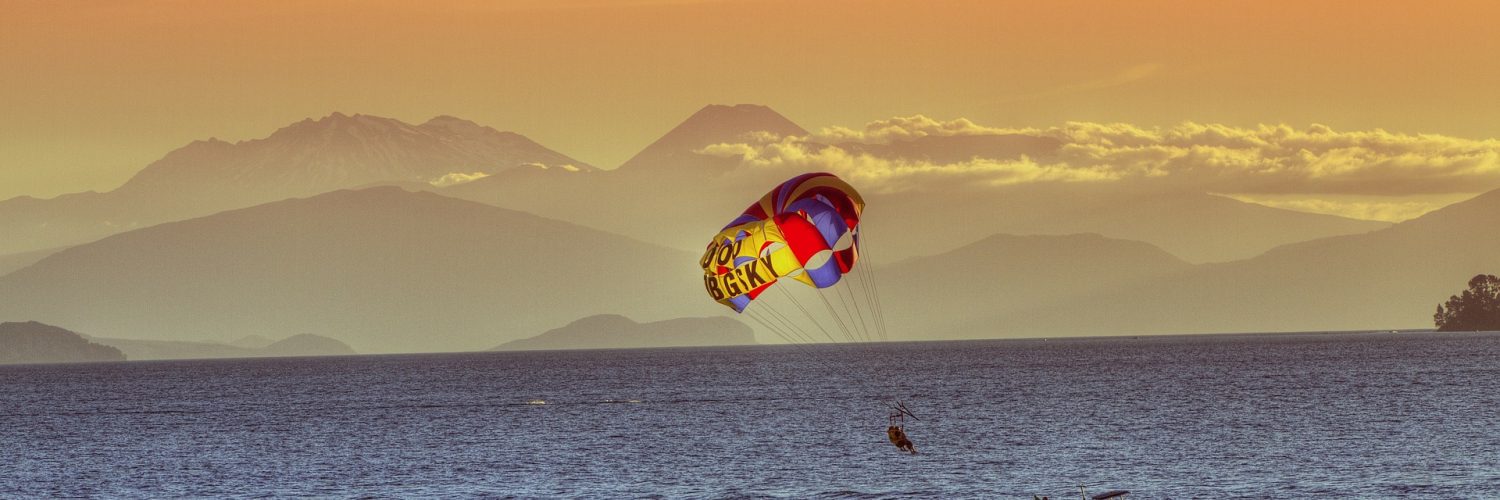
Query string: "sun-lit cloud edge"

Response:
xmin=698 ymin=116 xmax=1500 ymax=220
xmin=428 ymin=171 xmax=491 ymax=187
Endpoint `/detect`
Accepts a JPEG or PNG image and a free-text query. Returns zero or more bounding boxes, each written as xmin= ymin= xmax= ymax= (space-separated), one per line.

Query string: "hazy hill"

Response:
xmin=955 ymin=188 xmax=1500 ymax=337
xmin=492 ymin=314 xmax=755 ymax=351
xmin=0 ymin=321 xmax=125 ymax=365
xmin=442 ymin=104 xmax=810 ymax=252
xmin=118 ymin=113 xmax=594 ymax=200
xmin=91 ymin=333 xmax=356 ymax=361
xmin=261 ymin=334 xmax=358 ymax=357
xmin=617 ymin=104 xmax=808 ymax=172
xmin=0 ymin=247 xmax=64 ymax=277
xmin=0 ymin=113 xmax=593 ymax=256
xmin=0 ymin=187 xmax=700 ymax=353
xmin=870 ymin=185 xmax=1390 ymax=263
xmin=878 ymin=233 xmax=1195 ymax=339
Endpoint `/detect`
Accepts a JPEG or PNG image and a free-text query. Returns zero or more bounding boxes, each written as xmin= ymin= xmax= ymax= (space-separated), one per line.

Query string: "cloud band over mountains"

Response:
xmin=698 ymin=116 xmax=1500 ymax=221
xmin=728 ymin=116 xmax=1500 ymax=196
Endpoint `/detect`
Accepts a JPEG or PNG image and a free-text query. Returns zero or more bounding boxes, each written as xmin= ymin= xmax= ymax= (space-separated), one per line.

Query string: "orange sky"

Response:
xmin=3 ymin=0 xmax=1498 ymax=200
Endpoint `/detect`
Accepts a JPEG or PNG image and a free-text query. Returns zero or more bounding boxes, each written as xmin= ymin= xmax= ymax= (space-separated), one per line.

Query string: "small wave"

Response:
xmin=812 ymin=489 xmax=885 ymax=499
xmin=526 ymin=399 xmax=547 ymax=405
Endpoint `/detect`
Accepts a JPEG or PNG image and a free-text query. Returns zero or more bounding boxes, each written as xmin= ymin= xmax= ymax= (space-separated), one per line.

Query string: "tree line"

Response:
xmin=1434 ymin=274 xmax=1500 ymax=331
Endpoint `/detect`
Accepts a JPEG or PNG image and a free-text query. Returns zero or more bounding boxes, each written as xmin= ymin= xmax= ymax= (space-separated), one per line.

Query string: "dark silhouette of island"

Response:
xmin=0 ymin=321 xmax=125 ymax=364
xmin=492 ymin=314 xmax=756 ymax=351
xmin=1435 ymin=274 xmax=1500 ymax=331
xmin=89 ymin=333 xmax=356 ymax=361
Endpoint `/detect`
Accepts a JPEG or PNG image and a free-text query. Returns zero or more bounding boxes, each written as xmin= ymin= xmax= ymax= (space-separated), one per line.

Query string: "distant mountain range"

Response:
xmin=0 ymin=187 xmax=699 ymax=353
xmin=895 ymin=189 xmax=1500 ymax=339
xmin=0 ymin=104 xmax=1490 ymax=352
xmin=1 ymin=104 xmax=1389 ymax=262
xmin=0 ymin=113 xmax=592 ymax=256
xmin=493 ymin=314 xmax=755 ymax=351
xmin=119 ymin=113 xmax=594 ymax=198
xmin=870 ymin=184 xmax=1389 ymax=263
xmin=438 ymin=104 xmax=1387 ymax=262
xmin=880 ymin=233 xmax=1194 ymax=337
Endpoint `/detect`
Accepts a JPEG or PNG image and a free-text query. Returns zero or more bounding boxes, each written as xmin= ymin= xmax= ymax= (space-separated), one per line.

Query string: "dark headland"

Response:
xmin=0 ymin=321 xmax=126 ymax=365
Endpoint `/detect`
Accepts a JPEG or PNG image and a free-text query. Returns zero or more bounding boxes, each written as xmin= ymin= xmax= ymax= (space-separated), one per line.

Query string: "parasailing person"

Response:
xmin=698 ymin=172 xmax=916 ymax=453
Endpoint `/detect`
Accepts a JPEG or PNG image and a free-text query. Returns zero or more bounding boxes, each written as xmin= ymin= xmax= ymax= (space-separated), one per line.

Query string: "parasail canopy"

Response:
xmin=700 ymin=172 xmax=865 ymax=312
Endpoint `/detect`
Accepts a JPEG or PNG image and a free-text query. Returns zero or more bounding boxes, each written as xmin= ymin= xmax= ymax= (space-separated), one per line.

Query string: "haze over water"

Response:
xmin=4 ymin=331 xmax=1497 ymax=498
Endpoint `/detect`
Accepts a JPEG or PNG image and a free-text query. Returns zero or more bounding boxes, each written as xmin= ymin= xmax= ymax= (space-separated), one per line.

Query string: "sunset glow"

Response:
xmin=6 ymin=0 xmax=1499 ymax=210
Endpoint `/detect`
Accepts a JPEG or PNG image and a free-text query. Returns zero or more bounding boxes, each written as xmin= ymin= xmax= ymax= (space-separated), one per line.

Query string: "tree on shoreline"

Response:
xmin=1434 ymin=274 xmax=1500 ymax=331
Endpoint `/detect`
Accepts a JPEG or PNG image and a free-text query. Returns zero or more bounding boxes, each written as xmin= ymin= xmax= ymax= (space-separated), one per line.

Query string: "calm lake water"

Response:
xmin=3 ymin=332 xmax=1499 ymax=498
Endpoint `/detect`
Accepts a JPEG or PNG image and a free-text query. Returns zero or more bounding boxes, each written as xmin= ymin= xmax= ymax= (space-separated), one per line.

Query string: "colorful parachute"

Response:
xmin=704 ymin=173 xmax=913 ymax=451
xmin=700 ymin=172 xmax=865 ymax=312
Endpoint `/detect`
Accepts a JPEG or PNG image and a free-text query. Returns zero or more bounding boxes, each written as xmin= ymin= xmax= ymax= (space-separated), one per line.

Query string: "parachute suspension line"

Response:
xmin=750 ymin=291 xmax=831 ymax=349
xmin=747 ymin=305 xmax=843 ymax=371
xmin=845 ymin=254 xmax=875 ymax=342
xmin=853 ymin=263 xmax=886 ymax=343
xmin=850 ymin=242 xmax=886 ymax=342
xmin=854 ymin=227 xmax=892 ymax=342
xmin=836 ymin=274 xmax=874 ymax=343
xmin=745 ymin=306 xmax=823 ymax=357
xmin=698 ymin=174 xmax=909 ymax=416
xmin=742 ymin=307 xmax=805 ymax=347
xmin=745 ymin=297 xmax=895 ymax=409
xmin=741 ymin=307 xmax=863 ymax=406
xmin=759 ymin=297 xmax=824 ymax=345
xmin=814 ymin=287 xmax=861 ymax=344
xmin=773 ymin=279 xmax=902 ymax=409
xmin=829 ymin=276 xmax=864 ymax=342
xmin=776 ymin=285 xmax=845 ymax=345
xmin=756 ymin=299 xmax=821 ymax=346
xmin=771 ymin=285 xmax=886 ymax=395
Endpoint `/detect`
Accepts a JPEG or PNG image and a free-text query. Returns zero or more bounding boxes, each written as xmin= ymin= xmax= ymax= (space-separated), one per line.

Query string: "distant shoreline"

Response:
xmin=7 ymin=328 xmax=1487 ymax=367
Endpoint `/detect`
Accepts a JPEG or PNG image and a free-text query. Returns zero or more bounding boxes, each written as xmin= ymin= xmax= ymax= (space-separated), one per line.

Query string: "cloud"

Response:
xmin=428 ymin=171 xmax=490 ymax=187
xmin=813 ymin=115 xmax=1012 ymax=144
xmin=700 ymin=136 xmax=1117 ymax=194
xmin=1040 ymin=122 xmax=1500 ymax=195
xmin=701 ymin=116 xmax=1500 ymax=199
xmin=519 ymin=162 xmax=583 ymax=172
